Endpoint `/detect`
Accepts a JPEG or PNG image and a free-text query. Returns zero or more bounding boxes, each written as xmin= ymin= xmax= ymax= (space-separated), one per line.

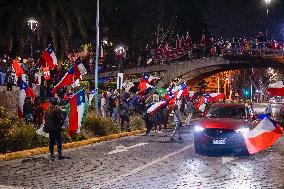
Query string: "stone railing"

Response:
xmin=0 ymin=86 xmax=19 ymax=115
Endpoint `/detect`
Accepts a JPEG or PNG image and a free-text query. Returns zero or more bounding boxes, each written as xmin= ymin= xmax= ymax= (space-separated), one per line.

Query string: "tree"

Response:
xmin=0 ymin=0 xmax=92 ymax=58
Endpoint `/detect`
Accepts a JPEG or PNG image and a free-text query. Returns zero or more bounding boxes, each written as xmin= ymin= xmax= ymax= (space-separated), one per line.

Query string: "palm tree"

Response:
xmin=0 ymin=0 xmax=92 ymax=58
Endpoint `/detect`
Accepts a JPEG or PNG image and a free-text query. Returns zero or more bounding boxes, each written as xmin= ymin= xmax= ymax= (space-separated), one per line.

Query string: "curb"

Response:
xmin=0 ymin=130 xmax=145 ymax=161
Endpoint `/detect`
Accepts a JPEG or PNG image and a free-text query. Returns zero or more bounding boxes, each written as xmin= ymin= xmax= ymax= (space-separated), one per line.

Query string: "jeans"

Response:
xmin=49 ymin=131 xmax=63 ymax=156
xmin=0 ymin=72 xmax=6 ymax=85
xmin=185 ymin=113 xmax=193 ymax=126
xmin=25 ymin=113 xmax=33 ymax=123
xmin=171 ymin=122 xmax=182 ymax=139
xmin=112 ymin=108 xmax=117 ymax=119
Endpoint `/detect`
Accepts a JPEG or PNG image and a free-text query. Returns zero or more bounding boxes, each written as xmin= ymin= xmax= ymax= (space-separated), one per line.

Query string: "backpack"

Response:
xmin=43 ymin=108 xmax=66 ymax=132
xmin=54 ymin=109 xmax=67 ymax=129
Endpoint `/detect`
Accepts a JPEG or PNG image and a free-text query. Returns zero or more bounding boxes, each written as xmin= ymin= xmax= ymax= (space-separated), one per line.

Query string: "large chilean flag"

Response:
xmin=69 ymin=89 xmax=87 ymax=137
xmin=267 ymin=81 xmax=284 ymax=96
xmin=243 ymin=115 xmax=283 ymax=154
xmin=41 ymin=45 xmax=58 ymax=69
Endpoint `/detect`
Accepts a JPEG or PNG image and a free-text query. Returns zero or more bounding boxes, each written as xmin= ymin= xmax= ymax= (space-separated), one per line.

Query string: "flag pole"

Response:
xmin=94 ymin=0 xmax=100 ymax=111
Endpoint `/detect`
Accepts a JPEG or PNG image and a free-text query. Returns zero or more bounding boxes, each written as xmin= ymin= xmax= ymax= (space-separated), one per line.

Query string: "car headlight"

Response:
xmin=236 ymin=128 xmax=249 ymax=133
xmin=195 ymin=126 xmax=205 ymax=132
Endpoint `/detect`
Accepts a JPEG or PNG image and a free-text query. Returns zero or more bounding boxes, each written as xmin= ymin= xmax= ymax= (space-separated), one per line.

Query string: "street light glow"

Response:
xmin=115 ymin=45 xmax=126 ymax=56
xmin=102 ymin=40 xmax=108 ymax=45
xmin=27 ymin=18 xmax=38 ymax=31
xmin=265 ymin=0 xmax=272 ymax=5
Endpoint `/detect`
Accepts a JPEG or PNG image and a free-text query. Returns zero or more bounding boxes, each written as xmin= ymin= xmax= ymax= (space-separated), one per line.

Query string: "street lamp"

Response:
xmin=115 ymin=45 xmax=126 ymax=71
xmin=27 ymin=18 xmax=38 ymax=58
xmin=264 ymin=0 xmax=272 ymax=40
xmin=114 ymin=45 xmax=126 ymax=129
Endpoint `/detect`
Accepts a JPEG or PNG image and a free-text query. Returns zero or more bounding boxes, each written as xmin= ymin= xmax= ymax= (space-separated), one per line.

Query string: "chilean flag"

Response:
xmin=18 ymin=80 xmax=35 ymax=116
xmin=174 ymin=82 xmax=189 ymax=99
xmin=147 ymin=100 xmax=167 ymax=114
xmin=138 ymin=80 xmax=153 ymax=96
xmin=41 ymin=45 xmax=58 ymax=69
xmin=207 ymin=93 xmax=226 ymax=103
xmin=12 ymin=59 xmax=24 ymax=78
xmin=194 ymin=95 xmax=208 ymax=112
xmin=243 ymin=115 xmax=283 ymax=154
xmin=69 ymin=89 xmax=87 ymax=137
xmin=74 ymin=59 xmax=87 ymax=80
xmin=52 ymin=66 xmax=75 ymax=93
xmin=267 ymin=81 xmax=284 ymax=96
xmin=143 ymin=73 xmax=160 ymax=84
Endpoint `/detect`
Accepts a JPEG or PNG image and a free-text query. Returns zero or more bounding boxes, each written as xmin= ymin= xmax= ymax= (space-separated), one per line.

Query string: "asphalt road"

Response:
xmin=253 ymin=103 xmax=283 ymax=117
xmin=0 ymin=126 xmax=284 ymax=189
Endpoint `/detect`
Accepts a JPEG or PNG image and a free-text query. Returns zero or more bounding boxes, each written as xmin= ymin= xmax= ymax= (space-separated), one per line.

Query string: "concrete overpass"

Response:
xmin=83 ymin=54 xmax=284 ymax=87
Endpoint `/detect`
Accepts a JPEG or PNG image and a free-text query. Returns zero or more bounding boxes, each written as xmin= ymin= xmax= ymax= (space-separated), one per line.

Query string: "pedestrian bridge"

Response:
xmin=83 ymin=53 xmax=284 ymax=87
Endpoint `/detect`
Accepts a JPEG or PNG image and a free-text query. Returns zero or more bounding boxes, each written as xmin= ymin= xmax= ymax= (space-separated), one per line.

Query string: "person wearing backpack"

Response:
xmin=43 ymin=97 xmax=68 ymax=161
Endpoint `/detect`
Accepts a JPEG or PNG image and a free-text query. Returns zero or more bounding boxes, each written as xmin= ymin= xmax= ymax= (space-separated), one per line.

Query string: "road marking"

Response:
xmin=96 ymin=144 xmax=193 ymax=188
xmin=107 ymin=143 xmax=148 ymax=155
xmin=222 ymin=157 xmax=236 ymax=164
xmin=0 ymin=185 xmax=26 ymax=189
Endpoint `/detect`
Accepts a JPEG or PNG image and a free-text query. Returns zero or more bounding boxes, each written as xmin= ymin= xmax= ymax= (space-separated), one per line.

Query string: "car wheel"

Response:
xmin=194 ymin=143 xmax=205 ymax=155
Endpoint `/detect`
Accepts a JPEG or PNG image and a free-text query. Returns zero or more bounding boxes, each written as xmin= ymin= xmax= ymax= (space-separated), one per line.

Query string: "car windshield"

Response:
xmin=206 ymin=105 xmax=247 ymax=119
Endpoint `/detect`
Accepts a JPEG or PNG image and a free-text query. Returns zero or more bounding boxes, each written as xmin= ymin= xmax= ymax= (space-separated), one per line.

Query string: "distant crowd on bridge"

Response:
xmin=150 ymin=32 xmax=284 ymax=65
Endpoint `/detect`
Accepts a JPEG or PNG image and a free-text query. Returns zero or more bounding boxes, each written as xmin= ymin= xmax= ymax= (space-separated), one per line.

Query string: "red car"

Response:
xmin=194 ymin=103 xmax=253 ymax=156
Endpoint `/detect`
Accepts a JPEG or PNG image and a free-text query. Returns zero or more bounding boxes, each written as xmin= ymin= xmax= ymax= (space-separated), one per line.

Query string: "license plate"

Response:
xmin=213 ymin=139 xmax=226 ymax=144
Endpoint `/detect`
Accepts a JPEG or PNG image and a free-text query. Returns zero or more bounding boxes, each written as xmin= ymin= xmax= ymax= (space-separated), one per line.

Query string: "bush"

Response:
xmin=0 ymin=106 xmax=145 ymax=154
xmin=84 ymin=111 xmax=119 ymax=136
xmin=0 ymin=111 xmax=48 ymax=153
xmin=129 ymin=116 xmax=144 ymax=131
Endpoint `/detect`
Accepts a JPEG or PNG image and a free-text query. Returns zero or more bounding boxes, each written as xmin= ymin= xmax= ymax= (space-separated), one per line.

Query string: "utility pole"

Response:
xmin=94 ymin=0 xmax=100 ymax=111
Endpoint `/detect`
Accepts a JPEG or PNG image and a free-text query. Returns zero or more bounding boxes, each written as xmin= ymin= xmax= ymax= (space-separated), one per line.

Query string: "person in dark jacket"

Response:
xmin=23 ymin=97 xmax=34 ymax=123
xmin=120 ymin=99 xmax=130 ymax=131
xmin=143 ymin=112 xmax=156 ymax=136
xmin=33 ymin=97 xmax=44 ymax=128
xmin=44 ymin=97 xmax=68 ymax=161
xmin=6 ymin=67 xmax=14 ymax=91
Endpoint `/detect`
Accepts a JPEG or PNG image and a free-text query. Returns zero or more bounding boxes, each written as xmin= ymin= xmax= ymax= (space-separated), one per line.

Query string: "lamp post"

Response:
xmin=94 ymin=0 xmax=100 ymax=112
xmin=27 ymin=18 xmax=38 ymax=58
xmin=264 ymin=0 xmax=272 ymax=40
xmin=115 ymin=45 xmax=126 ymax=128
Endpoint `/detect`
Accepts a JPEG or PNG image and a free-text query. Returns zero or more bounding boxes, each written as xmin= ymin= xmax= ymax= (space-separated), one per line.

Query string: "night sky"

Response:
xmin=200 ymin=0 xmax=284 ymax=40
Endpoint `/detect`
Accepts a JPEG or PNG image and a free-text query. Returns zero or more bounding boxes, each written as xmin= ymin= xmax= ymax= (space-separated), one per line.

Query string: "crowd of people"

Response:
xmin=148 ymin=32 xmax=284 ymax=65
xmin=99 ymin=88 xmax=195 ymax=139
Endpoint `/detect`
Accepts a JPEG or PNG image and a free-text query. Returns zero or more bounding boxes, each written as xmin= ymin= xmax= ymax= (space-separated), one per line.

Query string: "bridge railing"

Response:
xmin=225 ymin=42 xmax=284 ymax=56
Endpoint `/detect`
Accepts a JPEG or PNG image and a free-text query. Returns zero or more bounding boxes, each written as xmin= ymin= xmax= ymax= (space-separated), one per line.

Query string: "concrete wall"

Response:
xmin=0 ymin=86 xmax=19 ymax=115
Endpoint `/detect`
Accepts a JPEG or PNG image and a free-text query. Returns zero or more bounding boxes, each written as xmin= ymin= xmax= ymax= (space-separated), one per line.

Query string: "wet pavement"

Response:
xmin=0 ymin=126 xmax=284 ymax=189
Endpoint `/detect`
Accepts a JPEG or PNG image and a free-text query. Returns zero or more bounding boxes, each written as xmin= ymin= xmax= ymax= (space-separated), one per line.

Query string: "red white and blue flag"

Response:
xmin=69 ymin=89 xmax=88 ymax=137
xmin=74 ymin=59 xmax=87 ymax=80
xmin=18 ymin=79 xmax=35 ymax=116
xmin=147 ymin=100 xmax=167 ymax=114
xmin=173 ymin=82 xmax=189 ymax=100
xmin=194 ymin=95 xmax=208 ymax=112
xmin=41 ymin=45 xmax=58 ymax=69
xmin=242 ymin=115 xmax=283 ymax=154
xmin=207 ymin=93 xmax=226 ymax=103
xmin=138 ymin=80 xmax=154 ymax=96
xmin=143 ymin=73 xmax=160 ymax=84
xmin=52 ymin=61 xmax=87 ymax=93
xmin=12 ymin=59 xmax=24 ymax=78
xmin=267 ymin=81 xmax=284 ymax=96
xmin=52 ymin=66 xmax=76 ymax=93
